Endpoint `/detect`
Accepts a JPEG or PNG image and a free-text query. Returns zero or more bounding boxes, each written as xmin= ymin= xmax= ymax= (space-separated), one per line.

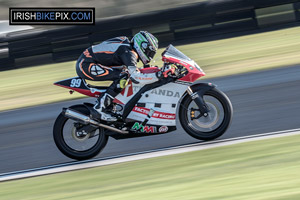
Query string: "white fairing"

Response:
xmin=115 ymin=82 xmax=188 ymax=126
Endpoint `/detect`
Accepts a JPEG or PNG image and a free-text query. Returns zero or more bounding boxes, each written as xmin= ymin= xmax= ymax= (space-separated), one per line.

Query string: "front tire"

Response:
xmin=179 ymin=88 xmax=233 ymax=140
xmin=53 ymin=105 xmax=108 ymax=160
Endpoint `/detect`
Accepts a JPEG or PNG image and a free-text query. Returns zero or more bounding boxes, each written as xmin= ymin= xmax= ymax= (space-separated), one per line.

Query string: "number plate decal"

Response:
xmin=70 ymin=79 xmax=82 ymax=87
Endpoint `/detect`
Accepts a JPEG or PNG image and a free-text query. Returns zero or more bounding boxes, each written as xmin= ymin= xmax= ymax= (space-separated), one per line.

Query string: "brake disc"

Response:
xmin=71 ymin=127 xmax=91 ymax=142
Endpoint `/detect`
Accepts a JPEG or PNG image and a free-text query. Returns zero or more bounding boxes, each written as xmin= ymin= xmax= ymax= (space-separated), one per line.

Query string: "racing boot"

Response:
xmin=92 ymin=79 xmax=123 ymax=122
xmin=93 ymin=93 xmax=117 ymax=122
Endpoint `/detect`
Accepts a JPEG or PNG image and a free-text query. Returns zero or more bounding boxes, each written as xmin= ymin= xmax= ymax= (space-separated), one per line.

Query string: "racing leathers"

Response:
xmin=76 ymin=36 xmax=158 ymax=121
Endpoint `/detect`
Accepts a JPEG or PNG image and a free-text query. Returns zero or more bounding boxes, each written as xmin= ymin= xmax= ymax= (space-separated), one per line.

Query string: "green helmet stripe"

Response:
xmin=145 ymin=32 xmax=158 ymax=50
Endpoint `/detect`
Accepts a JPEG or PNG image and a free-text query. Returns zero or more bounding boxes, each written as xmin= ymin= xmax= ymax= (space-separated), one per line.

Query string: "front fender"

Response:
xmin=189 ymin=82 xmax=216 ymax=95
xmin=179 ymin=83 xmax=216 ymax=103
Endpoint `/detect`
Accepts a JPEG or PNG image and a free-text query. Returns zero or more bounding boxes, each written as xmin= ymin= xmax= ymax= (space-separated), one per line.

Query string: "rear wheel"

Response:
xmin=179 ymin=88 xmax=233 ymax=140
xmin=53 ymin=106 xmax=108 ymax=160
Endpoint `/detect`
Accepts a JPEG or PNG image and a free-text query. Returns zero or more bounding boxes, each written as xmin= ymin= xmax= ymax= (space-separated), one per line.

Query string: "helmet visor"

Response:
xmin=142 ymin=42 xmax=156 ymax=60
xmin=147 ymin=49 xmax=156 ymax=60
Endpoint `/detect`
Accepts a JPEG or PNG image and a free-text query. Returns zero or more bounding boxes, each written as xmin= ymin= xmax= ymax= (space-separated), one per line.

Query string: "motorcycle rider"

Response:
xmin=76 ymin=31 xmax=159 ymax=121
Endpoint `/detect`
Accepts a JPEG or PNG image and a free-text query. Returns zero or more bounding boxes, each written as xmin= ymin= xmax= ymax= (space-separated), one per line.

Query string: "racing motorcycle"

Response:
xmin=53 ymin=45 xmax=233 ymax=160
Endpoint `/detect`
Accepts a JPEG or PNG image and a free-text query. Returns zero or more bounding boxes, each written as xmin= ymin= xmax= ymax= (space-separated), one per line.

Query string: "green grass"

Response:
xmin=1 ymin=26 xmax=300 ymax=111
xmin=1 ymin=134 xmax=300 ymax=200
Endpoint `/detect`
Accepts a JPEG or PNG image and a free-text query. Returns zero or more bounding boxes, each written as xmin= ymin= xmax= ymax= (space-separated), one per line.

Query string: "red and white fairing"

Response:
xmin=115 ymin=45 xmax=206 ymax=125
xmin=162 ymin=45 xmax=205 ymax=83
xmin=116 ymin=81 xmax=188 ymax=126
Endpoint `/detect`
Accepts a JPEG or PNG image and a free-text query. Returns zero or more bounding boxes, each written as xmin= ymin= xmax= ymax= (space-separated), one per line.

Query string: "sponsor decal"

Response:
xmin=131 ymin=122 xmax=156 ymax=133
xmin=90 ymin=65 xmax=105 ymax=76
xmin=137 ymin=77 xmax=153 ymax=80
xmin=133 ymin=107 xmax=149 ymax=115
xmin=159 ymin=126 xmax=168 ymax=133
xmin=153 ymin=113 xmax=175 ymax=119
xmin=133 ymin=107 xmax=176 ymax=120
xmin=132 ymin=86 xmax=180 ymax=98
xmin=150 ymin=89 xmax=180 ymax=98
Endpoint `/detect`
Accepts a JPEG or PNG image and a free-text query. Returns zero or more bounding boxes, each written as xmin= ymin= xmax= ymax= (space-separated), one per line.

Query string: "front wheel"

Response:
xmin=179 ymin=88 xmax=233 ymax=140
xmin=53 ymin=105 xmax=108 ymax=160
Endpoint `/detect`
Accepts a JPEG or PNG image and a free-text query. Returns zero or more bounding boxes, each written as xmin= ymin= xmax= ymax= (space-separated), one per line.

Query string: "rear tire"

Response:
xmin=179 ymin=88 xmax=233 ymax=140
xmin=53 ymin=106 xmax=108 ymax=160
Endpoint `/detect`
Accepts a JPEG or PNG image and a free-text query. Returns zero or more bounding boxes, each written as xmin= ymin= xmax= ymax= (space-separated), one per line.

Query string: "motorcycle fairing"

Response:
xmin=55 ymin=76 xmax=184 ymax=126
xmin=162 ymin=44 xmax=192 ymax=62
xmin=64 ymin=103 xmax=177 ymax=139
xmin=54 ymin=77 xmax=107 ymax=97
xmin=108 ymin=124 xmax=177 ymax=140
xmin=119 ymin=82 xmax=188 ymax=126
xmin=162 ymin=45 xmax=205 ymax=83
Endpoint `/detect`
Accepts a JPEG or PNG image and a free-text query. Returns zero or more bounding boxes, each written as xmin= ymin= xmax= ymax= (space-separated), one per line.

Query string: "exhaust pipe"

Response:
xmin=63 ymin=108 xmax=129 ymax=134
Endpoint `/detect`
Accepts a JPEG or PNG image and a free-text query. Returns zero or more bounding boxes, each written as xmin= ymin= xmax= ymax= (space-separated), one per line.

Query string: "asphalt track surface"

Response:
xmin=0 ymin=65 xmax=300 ymax=174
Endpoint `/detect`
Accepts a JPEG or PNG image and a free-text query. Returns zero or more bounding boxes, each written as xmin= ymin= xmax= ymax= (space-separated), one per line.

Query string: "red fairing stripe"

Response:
xmin=113 ymin=98 xmax=124 ymax=105
xmin=133 ymin=106 xmax=176 ymax=120
xmin=139 ymin=67 xmax=160 ymax=74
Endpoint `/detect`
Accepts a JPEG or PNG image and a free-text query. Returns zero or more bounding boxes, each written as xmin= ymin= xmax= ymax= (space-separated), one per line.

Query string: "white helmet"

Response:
xmin=132 ymin=31 xmax=158 ymax=64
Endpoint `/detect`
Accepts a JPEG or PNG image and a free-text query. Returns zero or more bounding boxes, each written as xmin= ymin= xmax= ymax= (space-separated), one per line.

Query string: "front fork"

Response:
xmin=186 ymin=83 xmax=216 ymax=119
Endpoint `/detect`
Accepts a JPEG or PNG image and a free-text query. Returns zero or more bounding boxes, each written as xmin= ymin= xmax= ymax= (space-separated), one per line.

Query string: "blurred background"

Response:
xmin=1 ymin=0 xmax=300 ymax=199
xmin=1 ymin=0 xmax=300 ymax=69
xmin=1 ymin=0 xmax=300 ymax=109
xmin=0 ymin=0 xmax=206 ymax=19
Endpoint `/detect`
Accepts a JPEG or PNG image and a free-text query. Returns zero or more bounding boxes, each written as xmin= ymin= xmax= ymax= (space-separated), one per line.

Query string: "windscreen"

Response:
xmin=162 ymin=44 xmax=192 ymax=61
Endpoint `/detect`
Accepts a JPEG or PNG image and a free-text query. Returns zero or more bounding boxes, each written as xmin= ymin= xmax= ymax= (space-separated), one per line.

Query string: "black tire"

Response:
xmin=179 ymin=88 xmax=233 ymax=140
xmin=53 ymin=105 xmax=108 ymax=160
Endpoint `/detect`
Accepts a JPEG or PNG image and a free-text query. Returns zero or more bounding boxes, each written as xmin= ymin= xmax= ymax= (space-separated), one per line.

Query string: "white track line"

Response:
xmin=1 ymin=128 xmax=300 ymax=182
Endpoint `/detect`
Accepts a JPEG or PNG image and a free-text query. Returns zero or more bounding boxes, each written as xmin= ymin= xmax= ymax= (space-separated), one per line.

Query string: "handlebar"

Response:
xmin=162 ymin=63 xmax=188 ymax=79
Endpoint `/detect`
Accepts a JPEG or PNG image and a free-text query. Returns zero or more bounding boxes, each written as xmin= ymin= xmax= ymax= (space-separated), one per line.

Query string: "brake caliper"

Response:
xmin=190 ymin=107 xmax=208 ymax=120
